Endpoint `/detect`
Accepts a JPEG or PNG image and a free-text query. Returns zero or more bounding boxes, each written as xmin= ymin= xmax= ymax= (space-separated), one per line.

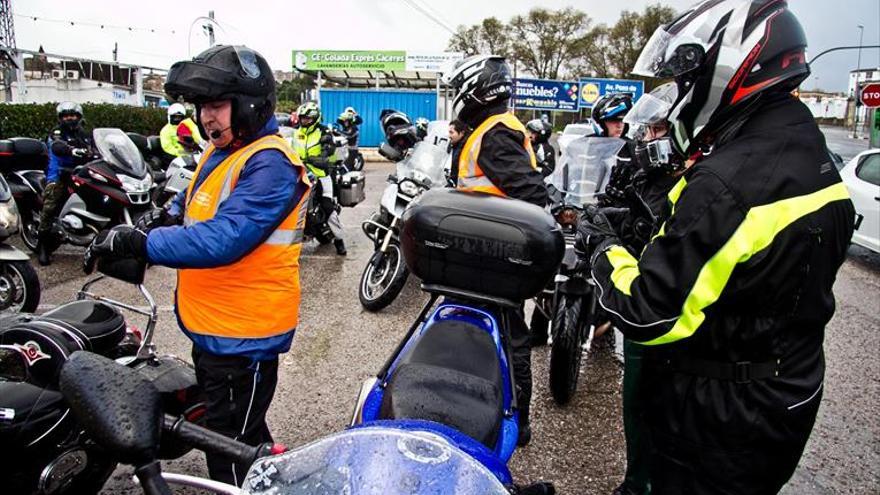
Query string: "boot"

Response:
xmin=334 ymin=238 xmax=347 ymax=256
xmin=37 ymin=241 xmax=51 ymax=266
xmin=517 ymin=409 xmax=532 ymax=447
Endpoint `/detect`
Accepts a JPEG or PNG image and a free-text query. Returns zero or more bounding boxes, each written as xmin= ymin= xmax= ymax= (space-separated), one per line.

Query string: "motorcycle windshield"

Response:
xmin=93 ymin=128 xmax=147 ymax=178
xmin=242 ymin=427 xmax=509 ymax=495
xmin=548 ymin=136 xmax=625 ymax=207
xmin=0 ymin=175 xmax=10 ymax=200
xmin=398 ymin=142 xmax=448 ymax=188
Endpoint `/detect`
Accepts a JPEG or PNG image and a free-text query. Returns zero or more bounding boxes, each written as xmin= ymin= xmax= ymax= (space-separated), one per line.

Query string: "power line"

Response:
xmin=400 ymin=0 xmax=456 ymax=35
xmin=14 ymin=13 xmax=177 ymax=35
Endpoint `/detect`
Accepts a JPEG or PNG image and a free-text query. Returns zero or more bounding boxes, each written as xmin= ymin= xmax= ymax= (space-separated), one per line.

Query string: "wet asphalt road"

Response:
xmin=9 ymin=127 xmax=878 ymax=494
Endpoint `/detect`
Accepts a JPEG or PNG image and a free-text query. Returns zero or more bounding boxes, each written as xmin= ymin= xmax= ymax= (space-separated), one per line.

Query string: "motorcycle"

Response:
xmin=0 ymin=174 xmax=40 ymax=313
xmin=0 ymin=259 xmax=204 ymax=495
xmin=151 ymin=138 xmax=204 ymax=207
xmin=0 ymin=137 xmax=50 ymax=252
xmin=52 ymin=187 xmax=562 ymax=495
xmin=332 ymin=124 xmax=365 ymax=172
xmin=536 ymin=136 xmax=625 ymax=405
xmin=359 ymin=129 xmax=448 ymax=312
xmin=6 ymin=129 xmax=155 ymax=253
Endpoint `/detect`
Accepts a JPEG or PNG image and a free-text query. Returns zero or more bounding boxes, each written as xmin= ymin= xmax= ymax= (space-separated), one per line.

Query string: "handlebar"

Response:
xmin=163 ymin=414 xmax=281 ymax=469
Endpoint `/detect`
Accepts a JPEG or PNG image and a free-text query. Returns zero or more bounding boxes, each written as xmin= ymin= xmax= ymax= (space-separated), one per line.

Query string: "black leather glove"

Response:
xmin=575 ymin=205 xmax=623 ymax=266
xmin=135 ymin=208 xmax=182 ymax=232
xmin=84 ymin=225 xmax=148 ymax=274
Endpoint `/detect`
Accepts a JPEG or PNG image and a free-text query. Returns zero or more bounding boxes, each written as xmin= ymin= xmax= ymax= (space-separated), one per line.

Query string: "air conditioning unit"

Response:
xmin=66 ymin=70 xmax=79 ymax=80
xmin=51 ymin=69 xmax=65 ymax=79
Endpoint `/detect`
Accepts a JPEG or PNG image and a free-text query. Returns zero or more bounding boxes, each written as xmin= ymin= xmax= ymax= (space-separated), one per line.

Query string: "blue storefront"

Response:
xmin=319 ymin=89 xmax=438 ymax=147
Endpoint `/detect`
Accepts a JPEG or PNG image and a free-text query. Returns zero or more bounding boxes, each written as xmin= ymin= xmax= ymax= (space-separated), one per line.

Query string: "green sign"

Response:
xmin=293 ymin=50 xmax=406 ymax=71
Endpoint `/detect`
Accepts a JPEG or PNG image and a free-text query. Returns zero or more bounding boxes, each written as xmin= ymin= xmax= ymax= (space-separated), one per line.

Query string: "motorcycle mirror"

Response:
xmin=59 ymin=351 xmax=162 ymax=465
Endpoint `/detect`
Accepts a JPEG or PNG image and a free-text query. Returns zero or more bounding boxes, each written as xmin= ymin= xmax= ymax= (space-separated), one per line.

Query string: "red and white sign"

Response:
xmin=860 ymin=83 xmax=880 ymax=108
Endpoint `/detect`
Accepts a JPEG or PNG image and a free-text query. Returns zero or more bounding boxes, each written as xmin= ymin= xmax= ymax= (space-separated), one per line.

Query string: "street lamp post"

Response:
xmin=852 ymin=24 xmax=864 ymax=138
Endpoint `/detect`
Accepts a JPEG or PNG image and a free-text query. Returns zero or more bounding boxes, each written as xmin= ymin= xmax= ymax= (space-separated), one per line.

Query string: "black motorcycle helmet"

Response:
xmin=591 ymin=93 xmax=633 ymax=137
xmin=164 ymin=45 xmax=276 ymax=143
xmin=56 ymin=101 xmax=83 ymax=132
xmin=525 ymin=119 xmax=552 ymax=144
xmin=443 ymin=55 xmax=512 ymax=125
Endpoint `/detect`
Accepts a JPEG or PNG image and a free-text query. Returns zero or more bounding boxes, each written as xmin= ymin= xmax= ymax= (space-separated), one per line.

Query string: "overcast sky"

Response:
xmin=13 ymin=0 xmax=880 ymax=93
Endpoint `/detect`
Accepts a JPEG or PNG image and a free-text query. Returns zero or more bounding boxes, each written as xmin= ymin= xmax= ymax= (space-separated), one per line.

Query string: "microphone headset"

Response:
xmin=209 ymin=126 xmax=232 ymax=140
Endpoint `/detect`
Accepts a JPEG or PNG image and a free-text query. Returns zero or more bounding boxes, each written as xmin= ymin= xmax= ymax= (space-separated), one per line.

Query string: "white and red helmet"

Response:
xmin=633 ymin=0 xmax=809 ymax=154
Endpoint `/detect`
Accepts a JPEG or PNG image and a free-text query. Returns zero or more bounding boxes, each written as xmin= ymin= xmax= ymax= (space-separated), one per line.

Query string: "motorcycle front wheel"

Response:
xmin=359 ymin=243 xmax=409 ymax=312
xmin=549 ymin=294 xmax=585 ymax=405
xmin=0 ymin=259 xmax=41 ymax=313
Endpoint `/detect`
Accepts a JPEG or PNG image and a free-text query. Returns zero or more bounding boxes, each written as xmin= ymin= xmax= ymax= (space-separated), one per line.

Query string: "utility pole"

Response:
xmin=112 ymin=42 xmax=118 ymax=62
xmin=205 ymin=11 xmax=216 ymax=47
xmin=852 ymin=24 xmax=864 ymax=138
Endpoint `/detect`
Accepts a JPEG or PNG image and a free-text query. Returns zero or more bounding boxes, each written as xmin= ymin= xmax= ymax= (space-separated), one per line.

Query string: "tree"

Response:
xmin=606 ymin=4 xmax=677 ymax=78
xmin=447 ymin=17 xmax=510 ymax=57
xmin=507 ymin=8 xmax=592 ymax=79
xmin=276 ymin=76 xmax=315 ymax=106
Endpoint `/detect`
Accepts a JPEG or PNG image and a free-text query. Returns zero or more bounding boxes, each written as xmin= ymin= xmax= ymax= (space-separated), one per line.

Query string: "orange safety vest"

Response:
xmin=457 ymin=112 xmax=538 ymax=196
xmin=178 ymin=134 xmax=311 ymax=339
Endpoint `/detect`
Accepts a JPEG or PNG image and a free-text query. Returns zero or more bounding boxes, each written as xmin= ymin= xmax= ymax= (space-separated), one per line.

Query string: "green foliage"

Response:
xmin=448 ymin=3 xmax=677 ymax=81
xmin=0 ymin=103 xmax=166 ymax=139
xmin=276 ymin=77 xmax=316 ymax=108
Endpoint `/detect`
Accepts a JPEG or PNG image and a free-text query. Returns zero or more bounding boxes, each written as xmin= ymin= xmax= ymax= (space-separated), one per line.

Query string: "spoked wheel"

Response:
xmin=359 ymin=243 xmax=409 ymax=312
xmin=549 ymin=294 xmax=586 ymax=405
xmin=0 ymin=260 xmax=41 ymax=314
xmin=20 ymin=211 xmax=40 ymax=252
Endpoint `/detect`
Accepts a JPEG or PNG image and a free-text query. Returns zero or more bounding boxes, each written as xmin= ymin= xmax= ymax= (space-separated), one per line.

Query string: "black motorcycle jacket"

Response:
xmin=46 ymin=124 xmax=93 ymax=182
xmin=461 ymin=103 xmax=548 ymax=207
xmin=590 ymin=94 xmax=855 ymax=450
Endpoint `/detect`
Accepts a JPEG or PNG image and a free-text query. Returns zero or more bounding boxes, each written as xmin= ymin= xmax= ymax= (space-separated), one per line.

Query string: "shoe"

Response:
xmin=611 ymin=482 xmax=642 ymax=495
xmin=334 ymin=239 xmax=347 ymax=256
xmin=37 ymin=242 xmax=51 ymax=266
xmin=530 ymin=331 xmax=548 ymax=348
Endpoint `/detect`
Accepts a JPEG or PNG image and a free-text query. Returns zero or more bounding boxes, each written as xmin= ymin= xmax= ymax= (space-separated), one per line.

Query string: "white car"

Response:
xmin=556 ymin=123 xmax=594 ymax=159
xmin=840 ymin=148 xmax=880 ymax=253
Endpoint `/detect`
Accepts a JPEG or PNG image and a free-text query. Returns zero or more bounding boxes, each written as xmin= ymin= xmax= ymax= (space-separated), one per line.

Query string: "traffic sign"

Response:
xmin=578 ymin=77 xmax=645 ymax=108
xmin=860 ymin=83 xmax=880 ymax=108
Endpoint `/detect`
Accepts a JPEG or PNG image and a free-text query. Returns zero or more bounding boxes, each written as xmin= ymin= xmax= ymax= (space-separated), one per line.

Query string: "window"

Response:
xmin=856 ymin=153 xmax=880 ymax=186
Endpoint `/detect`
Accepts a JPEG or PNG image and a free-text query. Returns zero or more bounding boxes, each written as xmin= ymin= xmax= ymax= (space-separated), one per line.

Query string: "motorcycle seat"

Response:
xmin=40 ymin=301 xmax=126 ymax=355
xmin=380 ymin=320 xmax=503 ymax=448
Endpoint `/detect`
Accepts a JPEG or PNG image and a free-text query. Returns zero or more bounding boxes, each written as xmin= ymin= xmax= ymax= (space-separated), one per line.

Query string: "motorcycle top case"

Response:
xmin=338 ymin=170 xmax=366 ymax=207
xmin=0 ymin=137 xmax=49 ymax=171
xmin=401 ymin=188 xmax=564 ymax=302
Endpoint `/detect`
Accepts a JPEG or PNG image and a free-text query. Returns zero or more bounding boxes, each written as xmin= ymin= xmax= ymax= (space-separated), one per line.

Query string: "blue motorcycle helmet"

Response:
xmin=591 ymin=93 xmax=633 ymax=137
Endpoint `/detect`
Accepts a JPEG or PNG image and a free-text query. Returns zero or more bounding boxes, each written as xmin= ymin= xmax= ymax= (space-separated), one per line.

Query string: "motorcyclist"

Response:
xmin=447 ymin=119 xmax=469 ymax=185
xmin=293 ymin=101 xmax=346 ymax=255
xmin=36 ymin=101 xmax=94 ymax=266
xmin=604 ymin=82 xmax=683 ymax=495
xmin=336 ymin=109 xmax=364 ymax=169
xmin=444 ymin=54 xmax=547 ymax=447
xmin=84 ymin=44 xmax=311 ymax=486
xmin=159 ymin=102 xmax=203 ymax=158
xmin=414 ymin=117 xmax=430 ymax=141
xmin=525 ymin=118 xmax=555 ymax=177
xmin=591 ymin=93 xmax=634 ymax=198
xmin=578 ymin=1 xmax=855 ymax=492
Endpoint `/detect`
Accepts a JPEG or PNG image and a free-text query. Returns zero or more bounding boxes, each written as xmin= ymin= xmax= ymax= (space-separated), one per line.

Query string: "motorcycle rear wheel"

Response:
xmin=549 ymin=295 xmax=585 ymax=405
xmin=19 ymin=211 xmax=40 ymax=252
xmin=0 ymin=259 xmax=41 ymax=314
xmin=359 ymin=243 xmax=409 ymax=312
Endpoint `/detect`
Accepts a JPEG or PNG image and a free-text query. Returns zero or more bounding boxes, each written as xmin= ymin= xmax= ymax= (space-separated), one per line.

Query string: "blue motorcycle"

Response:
xmin=48 ymin=189 xmax=563 ymax=494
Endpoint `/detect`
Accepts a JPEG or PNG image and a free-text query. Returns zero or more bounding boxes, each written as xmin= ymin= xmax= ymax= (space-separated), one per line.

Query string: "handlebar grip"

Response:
xmin=163 ymin=414 xmax=267 ymax=468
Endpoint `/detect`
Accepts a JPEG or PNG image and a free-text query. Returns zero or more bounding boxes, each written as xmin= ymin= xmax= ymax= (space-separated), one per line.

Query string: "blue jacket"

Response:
xmin=146 ymin=116 xmax=308 ymax=361
xmin=46 ymin=125 xmax=92 ymax=182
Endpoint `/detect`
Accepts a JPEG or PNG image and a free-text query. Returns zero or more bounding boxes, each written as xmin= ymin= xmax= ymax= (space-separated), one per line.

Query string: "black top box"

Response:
xmin=0 ymin=137 xmax=49 ymax=171
xmin=401 ymin=188 xmax=564 ymax=302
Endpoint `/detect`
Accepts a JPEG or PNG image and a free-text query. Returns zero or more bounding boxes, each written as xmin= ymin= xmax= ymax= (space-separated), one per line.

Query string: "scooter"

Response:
xmin=0 ymin=258 xmax=204 ymax=495
xmin=7 ymin=129 xmax=155 ymax=253
xmin=0 ymin=137 xmax=50 ymax=252
xmin=151 ymin=137 xmax=204 ymax=207
xmin=0 ymin=174 xmax=40 ymax=313
xmin=358 ymin=125 xmax=449 ymax=312
xmin=51 ymin=188 xmax=563 ymax=495
xmin=534 ymin=136 xmax=625 ymax=405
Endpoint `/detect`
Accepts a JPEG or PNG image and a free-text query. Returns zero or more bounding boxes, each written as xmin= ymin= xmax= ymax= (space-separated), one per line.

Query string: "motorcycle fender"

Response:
xmin=0 ymin=243 xmax=30 ymax=261
xmin=557 ymin=276 xmax=590 ymax=296
xmin=380 ymin=184 xmax=398 ymax=214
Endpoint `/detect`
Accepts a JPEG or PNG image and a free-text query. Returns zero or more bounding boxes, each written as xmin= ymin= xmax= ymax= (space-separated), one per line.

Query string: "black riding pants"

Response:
xmin=191 ymin=347 xmax=279 ymax=486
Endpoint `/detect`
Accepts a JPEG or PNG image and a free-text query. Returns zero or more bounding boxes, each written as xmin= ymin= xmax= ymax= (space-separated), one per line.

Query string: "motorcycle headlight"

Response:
xmin=119 ymin=174 xmax=152 ymax=193
xmin=0 ymin=201 xmax=20 ymax=233
xmin=555 ymin=207 xmax=579 ymax=228
xmin=399 ymin=179 xmax=420 ymax=197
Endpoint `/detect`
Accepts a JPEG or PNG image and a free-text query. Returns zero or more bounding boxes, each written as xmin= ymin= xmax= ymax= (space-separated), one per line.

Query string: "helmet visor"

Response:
xmin=624 ymin=85 xmax=677 ymax=127
xmin=632 ymin=28 xmax=704 ymax=78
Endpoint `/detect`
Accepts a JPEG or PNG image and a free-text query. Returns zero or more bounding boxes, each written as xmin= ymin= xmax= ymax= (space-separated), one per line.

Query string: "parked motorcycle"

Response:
xmin=6 ymin=129 xmax=154 ymax=253
xmin=359 ymin=132 xmax=448 ymax=312
xmin=537 ymin=136 xmax=625 ymax=405
xmin=0 ymin=174 xmax=40 ymax=313
xmin=0 ymin=259 xmax=204 ymax=495
xmin=52 ymin=188 xmax=562 ymax=494
xmin=331 ymin=124 xmax=365 ymax=172
xmin=0 ymin=137 xmax=50 ymax=252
